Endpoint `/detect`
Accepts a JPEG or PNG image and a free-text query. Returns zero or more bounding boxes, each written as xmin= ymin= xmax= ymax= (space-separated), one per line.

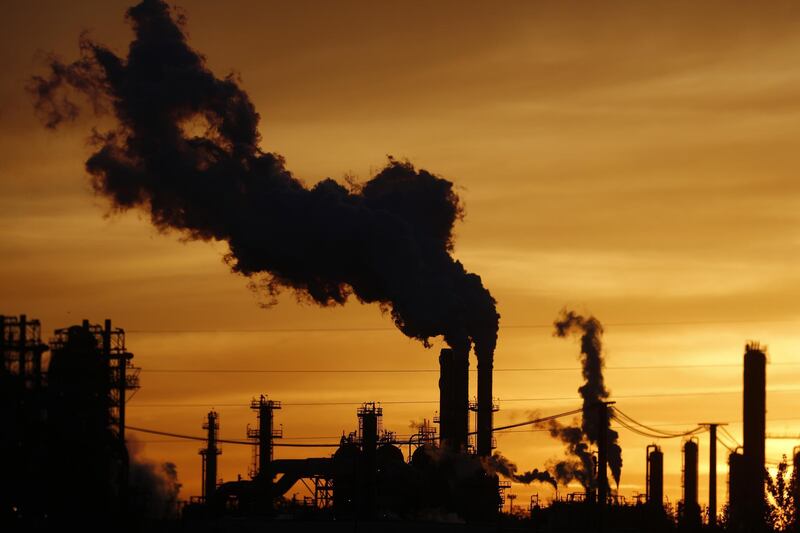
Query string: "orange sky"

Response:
xmin=3 ymin=0 xmax=800 ymax=512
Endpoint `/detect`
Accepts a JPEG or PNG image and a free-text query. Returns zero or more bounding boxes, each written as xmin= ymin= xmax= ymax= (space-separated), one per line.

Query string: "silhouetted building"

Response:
xmin=742 ymin=342 xmax=767 ymax=529
xmin=646 ymin=444 xmax=664 ymax=510
xmin=680 ymin=438 xmax=701 ymax=530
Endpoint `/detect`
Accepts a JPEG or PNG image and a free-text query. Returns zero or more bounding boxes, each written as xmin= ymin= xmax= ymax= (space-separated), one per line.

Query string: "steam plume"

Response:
xmin=550 ymin=309 xmax=622 ymax=488
xmin=128 ymin=436 xmax=182 ymax=520
xmin=482 ymin=453 xmax=557 ymax=490
xmin=28 ymin=0 xmax=498 ymax=363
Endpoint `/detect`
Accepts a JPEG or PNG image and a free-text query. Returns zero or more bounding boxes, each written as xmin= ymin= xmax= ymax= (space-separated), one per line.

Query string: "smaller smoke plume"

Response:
xmin=547 ymin=309 xmax=623 ymax=490
xmin=128 ymin=437 xmax=182 ymax=519
xmin=539 ymin=419 xmax=595 ymax=491
xmin=482 ymin=453 xmax=557 ymax=490
xmin=514 ymin=469 xmax=558 ymax=489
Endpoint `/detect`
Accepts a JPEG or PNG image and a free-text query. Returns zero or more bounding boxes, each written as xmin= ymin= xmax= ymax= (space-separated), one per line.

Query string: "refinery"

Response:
xmin=1 ymin=312 xmax=793 ymax=532
xmin=6 ymin=0 xmax=800 ymax=532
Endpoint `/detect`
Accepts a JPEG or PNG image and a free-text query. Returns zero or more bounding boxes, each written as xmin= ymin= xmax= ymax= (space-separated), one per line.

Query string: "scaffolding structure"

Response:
xmin=247 ymin=395 xmax=282 ymax=479
xmin=1 ymin=314 xmax=48 ymax=387
xmin=49 ymin=319 xmax=140 ymax=447
xmin=200 ymin=411 xmax=221 ymax=502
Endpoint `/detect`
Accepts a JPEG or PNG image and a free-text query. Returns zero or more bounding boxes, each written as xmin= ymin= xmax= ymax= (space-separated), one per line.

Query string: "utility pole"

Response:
xmin=701 ymin=423 xmax=726 ymax=529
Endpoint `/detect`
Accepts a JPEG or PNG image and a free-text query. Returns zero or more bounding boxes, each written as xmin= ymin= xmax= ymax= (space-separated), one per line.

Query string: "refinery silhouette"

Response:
xmin=4 ymin=0 xmax=799 ymax=531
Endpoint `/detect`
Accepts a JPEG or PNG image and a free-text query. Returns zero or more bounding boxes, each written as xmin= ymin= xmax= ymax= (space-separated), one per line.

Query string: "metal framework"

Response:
xmin=200 ymin=411 xmax=221 ymax=501
xmin=246 ymin=395 xmax=282 ymax=479
xmin=49 ymin=319 xmax=140 ymax=447
xmin=1 ymin=314 xmax=48 ymax=387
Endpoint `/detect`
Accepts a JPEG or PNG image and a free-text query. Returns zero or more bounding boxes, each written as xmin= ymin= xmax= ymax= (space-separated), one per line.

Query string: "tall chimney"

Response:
xmin=728 ymin=450 xmax=745 ymax=525
xmin=358 ymin=402 xmax=380 ymax=516
xmin=476 ymin=355 xmax=493 ymax=457
xmin=439 ymin=348 xmax=468 ymax=452
xmin=201 ymin=410 xmax=221 ymax=504
xmin=646 ymin=444 xmax=663 ymax=509
xmin=742 ymin=341 xmax=766 ymax=528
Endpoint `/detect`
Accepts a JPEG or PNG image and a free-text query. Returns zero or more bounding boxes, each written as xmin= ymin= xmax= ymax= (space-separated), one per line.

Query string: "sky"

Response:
xmin=3 ymin=0 xmax=800 ymax=513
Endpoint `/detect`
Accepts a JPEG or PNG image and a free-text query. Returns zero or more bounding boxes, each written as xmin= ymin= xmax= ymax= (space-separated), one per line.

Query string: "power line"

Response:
xmin=126 ymin=408 xmax=584 ymax=448
xmin=125 ymin=318 xmax=800 ymax=334
xmin=610 ymin=409 xmax=705 ymax=440
xmin=125 ymin=387 xmax=800 ymax=409
xmin=126 ymin=426 xmax=340 ymax=447
xmin=719 ymin=426 xmax=742 ymax=448
xmin=613 ymin=407 xmax=702 ymax=438
xmin=139 ymin=362 xmax=800 ymax=374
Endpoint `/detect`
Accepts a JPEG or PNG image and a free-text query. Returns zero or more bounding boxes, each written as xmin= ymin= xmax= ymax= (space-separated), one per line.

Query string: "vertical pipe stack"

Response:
xmin=202 ymin=411 xmax=220 ymax=504
xmin=728 ymin=450 xmax=745 ymax=525
xmin=438 ymin=348 xmax=454 ymax=449
xmin=708 ymin=424 xmax=718 ymax=528
xmin=646 ymin=444 xmax=664 ymax=509
xmin=743 ymin=342 xmax=766 ymax=528
xmin=358 ymin=403 xmax=379 ymax=516
xmin=439 ymin=348 xmax=469 ymax=452
xmin=682 ymin=439 xmax=700 ymax=526
xmin=476 ymin=354 xmax=493 ymax=457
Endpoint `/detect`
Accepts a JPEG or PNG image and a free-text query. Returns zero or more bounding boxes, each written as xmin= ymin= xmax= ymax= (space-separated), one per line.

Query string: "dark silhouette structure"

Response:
xmin=437 ymin=347 xmax=469 ymax=452
xmin=1 ymin=316 xmax=143 ymax=529
xmin=29 ymin=0 xmax=501 ymax=468
xmin=681 ymin=438 xmax=701 ymax=529
xmin=743 ymin=342 xmax=767 ymax=530
xmin=199 ymin=410 xmax=221 ymax=505
xmin=646 ymin=444 xmax=664 ymax=510
xmin=728 ymin=448 xmax=746 ymax=527
xmin=702 ymin=422 xmax=725 ymax=528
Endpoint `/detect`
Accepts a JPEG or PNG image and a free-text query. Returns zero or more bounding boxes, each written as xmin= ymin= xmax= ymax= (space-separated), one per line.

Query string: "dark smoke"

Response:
xmin=540 ymin=419 xmax=596 ymax=491
xmin=514 ymin=469 xmax=558 ymax=489
xmin=28 ymin=0 xmax=498 ymax=362
xmin=551 ymin=309 xmax=622 ymax=488
xmin=482 ymin=453 xmax=557 ymax=490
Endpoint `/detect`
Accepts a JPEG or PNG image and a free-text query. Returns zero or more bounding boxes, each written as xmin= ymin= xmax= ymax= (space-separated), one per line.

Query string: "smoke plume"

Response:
xmin=550 ymin=309 xmax=622 ymax=488
xmin=128 ymin=436 xmax=182 ymax=520
xmin=28 ymin=0 xmax=498 ymax=363
xmin=482 ymin=453 xmax=557 ymax=490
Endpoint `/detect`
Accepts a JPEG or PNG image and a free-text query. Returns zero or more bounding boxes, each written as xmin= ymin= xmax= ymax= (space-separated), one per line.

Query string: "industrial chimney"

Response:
xmin=681 ymin=438 xmax=701 ymax=528
xmin=476 ymin=355 xmax=493 ymax=458
xmin=248 ymin=395 xmax=281 ymax=481
xmin=742 ymin=341 xmax=766 ymax=528
xmin=646 ymin=444 xmax=664 ymax=509
xmin=200 ymin=410 xmax=221 ymax=504
xmin=438 ymin=348 xmax=468 ymax=452
xmin=728 ymin=449 xmax=745 ymax=526
xmin=358 ymin=402 xmax=381 ymax=516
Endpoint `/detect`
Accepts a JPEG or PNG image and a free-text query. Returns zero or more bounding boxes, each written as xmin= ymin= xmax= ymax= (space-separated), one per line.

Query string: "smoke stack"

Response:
xmin=728 ymin=449 xmax=745 ymax=525
xmin=646 ymin=444 xmax=663 ymax=509
xmin=438 ymin=348 xmax=468 ymax=452
xmin=200 ymin=411 xmax=221 ymax=504
xmin=682 ymin=438 xmax=700 ymax=527
xmin=248 ymin=395 xmax=281 ymax=482
xmin=742 ymin=341 xmax=766 ymax=528
xmin=358 ymin=402 xmax=381 ymax=516
xmin=476 ymin=349 xmax=494 ymax=457
xmin=29 ymin=0 xmax=501 ymax=442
